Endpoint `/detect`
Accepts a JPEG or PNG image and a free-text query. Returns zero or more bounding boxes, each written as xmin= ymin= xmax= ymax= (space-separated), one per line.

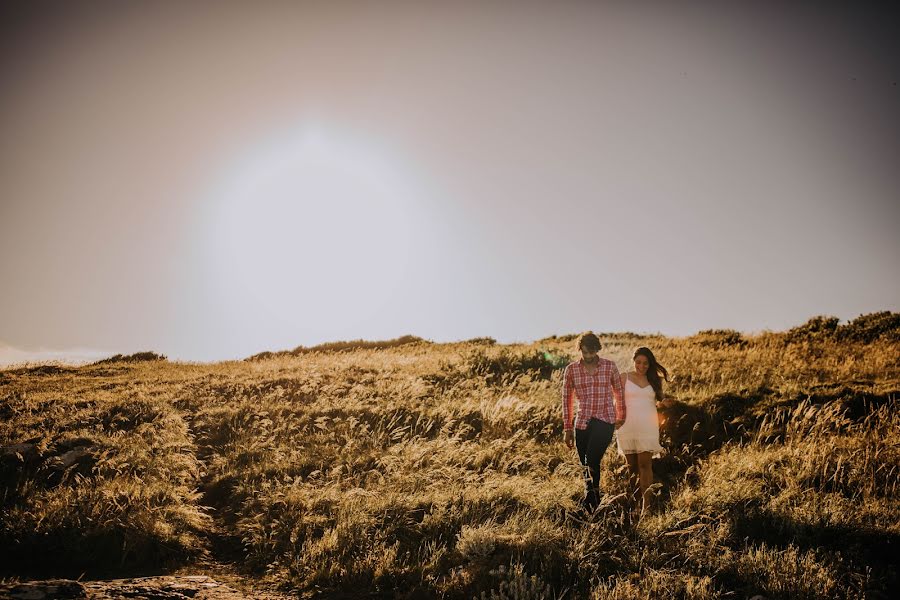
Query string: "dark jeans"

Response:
xmin=575 ymin=418 xmax=615 ymax=510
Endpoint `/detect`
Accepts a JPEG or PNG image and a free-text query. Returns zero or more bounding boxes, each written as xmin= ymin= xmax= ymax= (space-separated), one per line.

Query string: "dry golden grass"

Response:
xmin=1 ymin=314 xmax=898 ymax=598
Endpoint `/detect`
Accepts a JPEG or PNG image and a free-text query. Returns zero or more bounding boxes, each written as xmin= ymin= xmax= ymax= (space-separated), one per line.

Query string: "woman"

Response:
xmin=616 ymin=346 xmax=668 ymax=515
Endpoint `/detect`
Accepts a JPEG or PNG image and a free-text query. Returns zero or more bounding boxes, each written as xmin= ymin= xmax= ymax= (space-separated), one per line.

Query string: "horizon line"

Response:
xmin=2 ymin=311 xmax=894 ymax=368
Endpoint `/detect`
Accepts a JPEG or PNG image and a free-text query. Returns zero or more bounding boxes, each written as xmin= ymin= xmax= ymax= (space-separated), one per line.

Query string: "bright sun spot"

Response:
xmin=205 ymin=123 xmax=421 ymax=336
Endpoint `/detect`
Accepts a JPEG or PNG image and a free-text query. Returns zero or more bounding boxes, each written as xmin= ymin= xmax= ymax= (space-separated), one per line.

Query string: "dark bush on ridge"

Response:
xmin=691 ymin=329 xmax=746 ymax=348
xmin=247 ymin=335 xmax=427 ymax=360
xmin=837 ymin=311 xmax=900 ymax=343
xmin=539 ymin=333 xmax=578 ymax=342
xmin=94 ymin=352 xmax=167 ymax=365
xmin=463 ymin=348 xmax=567 ymax=384
xmin=463 ymin=337 xmax=497 ymax=345
xmin=784 ymin=316 xmax=840 ymax=342
xmin=290 ymin=335 xmax=427 ymax=354
xmin=784 ymin=312 xmax=900 ymax=344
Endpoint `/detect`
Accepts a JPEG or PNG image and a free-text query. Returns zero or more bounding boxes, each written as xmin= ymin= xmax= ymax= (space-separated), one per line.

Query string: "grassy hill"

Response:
xmin=1 ymin=313 xmax=898 ymax=598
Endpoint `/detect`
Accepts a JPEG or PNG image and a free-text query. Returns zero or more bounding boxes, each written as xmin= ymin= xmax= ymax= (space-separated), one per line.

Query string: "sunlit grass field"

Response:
xmin=2 ymin=313 xmax=898 ymax=599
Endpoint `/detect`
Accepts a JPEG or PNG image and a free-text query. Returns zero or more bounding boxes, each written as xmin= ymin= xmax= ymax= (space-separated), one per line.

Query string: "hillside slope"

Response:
xmin=2 ymin=315 xmax=898 ymax=598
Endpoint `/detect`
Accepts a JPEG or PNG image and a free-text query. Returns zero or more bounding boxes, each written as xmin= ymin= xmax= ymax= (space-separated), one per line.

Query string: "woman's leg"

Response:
xmin=637 ymin=451 xmax=654 ymax=514
xmin=624 ymin=453 xmax=640 ymax=504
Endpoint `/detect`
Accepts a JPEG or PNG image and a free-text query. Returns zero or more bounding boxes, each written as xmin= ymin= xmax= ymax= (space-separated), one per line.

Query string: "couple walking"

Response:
xmin=561 ymin=332 xmax=669 ymax=515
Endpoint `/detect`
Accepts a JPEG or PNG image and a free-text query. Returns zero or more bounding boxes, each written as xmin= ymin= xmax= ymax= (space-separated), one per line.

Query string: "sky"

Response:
xmin=1 ymin=1 xmax=898 ymax=364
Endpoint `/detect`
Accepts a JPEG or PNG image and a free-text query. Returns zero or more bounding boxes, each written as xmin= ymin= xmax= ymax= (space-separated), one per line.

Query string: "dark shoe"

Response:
xmin=582 ymin=487 xmax=601 ymax=511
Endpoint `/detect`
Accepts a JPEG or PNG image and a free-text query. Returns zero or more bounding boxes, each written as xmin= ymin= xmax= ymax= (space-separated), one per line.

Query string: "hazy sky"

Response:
xmin=1 ymin=1 xmax=898 ymax=363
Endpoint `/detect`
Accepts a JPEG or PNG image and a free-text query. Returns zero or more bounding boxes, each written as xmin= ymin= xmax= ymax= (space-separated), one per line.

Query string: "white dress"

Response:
xmin=616 ymin=377 xmax=663 ymax=456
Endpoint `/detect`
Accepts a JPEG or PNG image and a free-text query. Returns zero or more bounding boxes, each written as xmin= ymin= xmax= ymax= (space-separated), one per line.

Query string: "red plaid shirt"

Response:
xmin=561 ymin=358 xmax=626 ymax=431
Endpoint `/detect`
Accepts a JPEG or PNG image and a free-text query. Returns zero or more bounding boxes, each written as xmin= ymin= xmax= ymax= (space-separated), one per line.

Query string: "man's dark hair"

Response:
xmin=579 ymin=332 xmax=601 ymax=352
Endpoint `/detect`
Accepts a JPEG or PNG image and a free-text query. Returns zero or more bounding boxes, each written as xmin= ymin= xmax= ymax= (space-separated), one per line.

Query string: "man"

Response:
xmin=562 ymin=332 xmax=626 ymax=511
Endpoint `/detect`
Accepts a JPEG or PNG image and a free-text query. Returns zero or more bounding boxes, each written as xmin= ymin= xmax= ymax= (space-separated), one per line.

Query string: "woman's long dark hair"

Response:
xmin=634 ymin=347 xmax=668 ymax=400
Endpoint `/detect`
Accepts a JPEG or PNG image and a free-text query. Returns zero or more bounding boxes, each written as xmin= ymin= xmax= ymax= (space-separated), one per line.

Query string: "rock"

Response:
xmin=38 ymin=445 xmax=97 ymax=486
xmin=1 ymin=443 xmax=40 ymax=465
xmin=84 ymin=576 xmax=254 ymax=599
xmin=45 ymin=449 xmax=95 ymax=472
xmin=1 ymin=443 xmax=43 ymax=487
xmin=180 ymin=576 xmax=214 ymax=583
xmin=0 ymin=575 xmax=287 ymax=599
xmin=53 ymin=438 xmax=97 ymax=453
xmin=1 ymin=579 xmax=86 ymax=599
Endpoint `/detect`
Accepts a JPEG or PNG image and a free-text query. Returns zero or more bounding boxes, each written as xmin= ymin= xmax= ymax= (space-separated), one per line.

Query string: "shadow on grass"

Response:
xmin=0 ymin=530 xmax=195 ymax=581
xmin=734 ymin=509 xmax=899 ymax=572
xmin=652 ymin=386 xmax=898 ymax=500
xmin=652 ymin=388 xmax=774 ymax=497
xmin=802 ymin=384 xmax=899 ymax=421
xmin=710 ymin=508 xmax=900 ymax=597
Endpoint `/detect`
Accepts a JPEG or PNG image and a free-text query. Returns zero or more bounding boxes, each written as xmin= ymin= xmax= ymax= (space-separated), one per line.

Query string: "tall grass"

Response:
xmin=1 ymin=315 xmax=897 ymax=598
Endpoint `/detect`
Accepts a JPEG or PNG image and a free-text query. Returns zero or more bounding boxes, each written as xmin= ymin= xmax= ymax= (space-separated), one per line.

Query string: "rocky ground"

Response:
xmin=0 ymin=575 xmax=290 ymax=600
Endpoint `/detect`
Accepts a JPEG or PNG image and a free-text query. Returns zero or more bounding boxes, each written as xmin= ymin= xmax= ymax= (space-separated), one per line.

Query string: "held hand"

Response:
xmin=614 ymin=419 xmax=625 ymax=430
xmin=563 ymin=430 xmax=574 ymax=448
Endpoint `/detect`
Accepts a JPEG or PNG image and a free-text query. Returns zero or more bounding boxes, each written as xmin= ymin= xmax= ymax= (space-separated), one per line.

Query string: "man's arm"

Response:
xmin=610 ymin=363 xmax=626 ymax=425
xmin=561 ymin=364 xmax=575 ymax=431
xmin=561 ymin=364 xmax=576 ymax=447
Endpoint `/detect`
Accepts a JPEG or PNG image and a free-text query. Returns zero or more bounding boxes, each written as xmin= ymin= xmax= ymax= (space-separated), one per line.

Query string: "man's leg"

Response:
xmin=574 ymin=426 xmax=594 ymax=509
xmin=584 ymin=419 xmax=615 ymax=507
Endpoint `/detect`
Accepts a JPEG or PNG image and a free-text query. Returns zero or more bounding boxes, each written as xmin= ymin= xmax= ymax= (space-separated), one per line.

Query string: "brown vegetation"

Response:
xmin=93 ymin=351 xmax=168 ymax=365
xmin=1 ymin=314 xmax=898 ymax=598
xmin=247 ymin=335 xmax=428 ymax=361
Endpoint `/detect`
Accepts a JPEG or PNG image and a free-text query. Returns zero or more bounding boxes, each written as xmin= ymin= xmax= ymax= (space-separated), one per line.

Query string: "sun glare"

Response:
xmin=204 ymin=123 xmax=420 ymax=339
